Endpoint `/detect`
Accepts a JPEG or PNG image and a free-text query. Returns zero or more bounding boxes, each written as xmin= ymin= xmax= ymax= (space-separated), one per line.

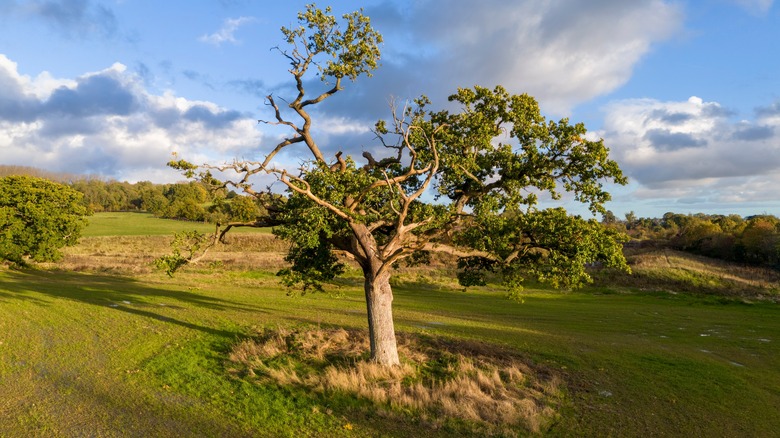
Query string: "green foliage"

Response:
xmin=281 ymin=4 xmax=382 ymax=82
xmin=206 ymin=194 xmax=263 ymax=225
xmin=0 ymin=175 xmax=90 ymax=265
xmin=268 ymin=84 xmax=629 ymax=292
xmin=421 ymin=86 xmax=629 ymax=290
xmin=69 ymin=179 xmax=145 ymax=212
xmin=139 ymin=185 xmax=168 ymax=213
xmin=274 ymin=182 xmax=350 ymax=292
xmin=168 ymin=6 xmax=630 ymax=309
xmin=153 ymin=230 xmax=210 ymax=276
xmin=434 ymin=85 xmax=626 ymax=215
xmin=227 ymin=196 xmax=261 ymax=222
xmin=277 ymin=242 xmax=346 ymax=294
xmin=609 ymin=211 xmax=780 ymax=268
xmin=456 ymin=257 xmax=496 ymax=288
xmin=67 ymin=177 xmax=234 ymax=222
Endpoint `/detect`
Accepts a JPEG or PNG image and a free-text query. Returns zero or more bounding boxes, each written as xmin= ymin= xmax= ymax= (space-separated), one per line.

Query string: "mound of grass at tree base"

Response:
xmin=227 ymin=325 xmax=561 ymax=435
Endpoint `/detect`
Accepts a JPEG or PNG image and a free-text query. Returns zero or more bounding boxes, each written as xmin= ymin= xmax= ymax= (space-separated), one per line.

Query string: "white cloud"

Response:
xmin=375 ymin=0 xmax=684 ymax=115
xmin=600 ymin=95 xmax=780 ymax=209
xmin=0 ymin=54 xmax=263 ymax=182
xmin=0 ymin=55 xmax=76 ymax=100
xmin=198 ymin=16 xmax=254 ymax=46
xmin=315 ymin=116 xmax=372 ymax=136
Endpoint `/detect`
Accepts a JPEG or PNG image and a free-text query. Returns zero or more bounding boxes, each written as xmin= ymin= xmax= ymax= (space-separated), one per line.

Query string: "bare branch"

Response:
xmin=300 ymin=77 xmax=342 ymax=107
xmin=352 ymin=164 xmax=432 ymax=207
xmin=329 ymin=151 xmax=347 ymax=172
xmin=422 ymin=242 xmax=496 ymax=260
xmin=456 ymin=164 xmax=482 ymax=185
xmin=260 ymin=95 xmax=300 ymax=131
xmin=367 ymin=219 xmax=393 ymax=232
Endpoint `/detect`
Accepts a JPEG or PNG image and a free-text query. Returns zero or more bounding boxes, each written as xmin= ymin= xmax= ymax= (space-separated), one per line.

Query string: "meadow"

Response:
xmin=80 ymin=212 xmax=272 ymax=237
xmin=1 ymin=213 xmax=778 ymax=436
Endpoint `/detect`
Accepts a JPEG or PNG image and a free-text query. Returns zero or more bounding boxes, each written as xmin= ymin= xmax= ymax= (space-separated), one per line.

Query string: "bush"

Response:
xmin=0 ymin=175 xmax=91 ymax=265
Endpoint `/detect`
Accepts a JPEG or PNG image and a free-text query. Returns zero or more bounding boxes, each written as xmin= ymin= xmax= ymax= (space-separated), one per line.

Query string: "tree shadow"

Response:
xmin=0 ymin=268 xmax=268 ymax=339
xmin=10 ymin=366 xmax=255 ymax=438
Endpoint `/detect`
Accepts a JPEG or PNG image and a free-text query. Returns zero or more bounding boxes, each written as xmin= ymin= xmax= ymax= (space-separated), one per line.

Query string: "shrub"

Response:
xmin=0 ymin=175 xmax=91 ymax=265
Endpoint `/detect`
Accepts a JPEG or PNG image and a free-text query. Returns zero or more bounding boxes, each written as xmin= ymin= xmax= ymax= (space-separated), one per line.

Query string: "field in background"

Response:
xmin=82 ymin=212 xmax=272 ymax=237
xmin=1 ymin=213 xmax=779 ymax=436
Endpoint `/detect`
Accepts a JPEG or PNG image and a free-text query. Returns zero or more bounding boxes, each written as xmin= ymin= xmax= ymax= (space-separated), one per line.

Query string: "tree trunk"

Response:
xmin=363 ymin=268 xmax=400 ymax=366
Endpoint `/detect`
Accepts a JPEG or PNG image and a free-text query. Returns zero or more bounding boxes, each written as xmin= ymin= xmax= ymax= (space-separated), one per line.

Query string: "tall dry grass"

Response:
xmin=54 ymin=234 xmax=288 ymax=274
xmin=228 ymin=326 xmax=561 ymax=434
xmin=595 ymin=248 xmax=780 ymax=300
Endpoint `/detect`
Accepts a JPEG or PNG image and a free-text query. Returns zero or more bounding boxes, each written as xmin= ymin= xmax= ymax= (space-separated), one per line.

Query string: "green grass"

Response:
xmin=83 ymin=212 xmax=271 ymax=237
xmin=2 ymin=266 xmax=778 ymax=436
xmin=599 ymin=248 xmax=780 ymax=299
xmin=1 ymin=221 xmax=779 ymax=436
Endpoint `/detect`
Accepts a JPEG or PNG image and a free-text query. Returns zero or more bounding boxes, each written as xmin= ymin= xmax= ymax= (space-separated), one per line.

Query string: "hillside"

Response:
xmin=595 ymin=247 xmax=780 ymax=301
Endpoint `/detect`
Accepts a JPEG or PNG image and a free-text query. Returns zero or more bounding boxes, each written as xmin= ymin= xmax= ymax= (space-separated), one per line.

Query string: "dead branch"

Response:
xmin=330 ymin=151 xmax=347 ymax=172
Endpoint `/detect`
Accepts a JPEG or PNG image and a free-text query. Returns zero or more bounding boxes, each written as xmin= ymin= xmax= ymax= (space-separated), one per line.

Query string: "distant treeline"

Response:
xmin=0 ymin=165 xmax=86 ymax=183
xmin=71 ymin=179 xmax=263 ymax=223
xmin=603 ymin=211 xmax=780 ymax=268
xmin=0 ymin=165 xmax=260 ymax=223
xmin=3 ymin=165 xmax=778 ymax=267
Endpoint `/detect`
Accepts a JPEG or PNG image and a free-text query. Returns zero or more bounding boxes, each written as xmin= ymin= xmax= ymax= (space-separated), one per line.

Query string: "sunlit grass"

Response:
xmin=2 ymin=220 xmax=779 ymax=436
xmin=3 ymin=262 xmax=779 ymax=436
xmin=83 ymin=212 xmax=271 ymax=237
xmin=595 ymin=248 xmax=780 ymax=300
xmin=228 ymin=326 xmax=560 ymax=435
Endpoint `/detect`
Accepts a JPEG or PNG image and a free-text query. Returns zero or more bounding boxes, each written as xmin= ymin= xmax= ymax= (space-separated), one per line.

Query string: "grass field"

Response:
xmin=82 ymin=212 xmax=271 ymax=237
xmin=1 ymin=213 xmax=779 ymax=436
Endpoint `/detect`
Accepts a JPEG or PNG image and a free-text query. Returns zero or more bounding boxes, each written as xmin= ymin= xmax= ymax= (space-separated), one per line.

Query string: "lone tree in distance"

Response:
xmin=169 ymin=5 xmax=629 ymax=366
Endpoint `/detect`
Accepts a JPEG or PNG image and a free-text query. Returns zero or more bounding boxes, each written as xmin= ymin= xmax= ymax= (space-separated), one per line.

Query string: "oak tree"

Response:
xmin=169 ymin=5 xmax=629 ymax=366
xmin=0 ymin=175 xmax=90 ymax=266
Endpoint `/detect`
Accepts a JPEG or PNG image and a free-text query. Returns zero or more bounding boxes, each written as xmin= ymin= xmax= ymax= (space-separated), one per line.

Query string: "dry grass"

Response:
xmin=53 ymin=234 xmax=288 ymax=274
xmin=630 ymin=249 xmax=780 ymax=283
xmin=595 ymin=248 xmax=780 ymax=300
xmin=55 ymin=234 xmax=465 ymax=292
xmin=228 ymin=326 xmax=561 ymax=435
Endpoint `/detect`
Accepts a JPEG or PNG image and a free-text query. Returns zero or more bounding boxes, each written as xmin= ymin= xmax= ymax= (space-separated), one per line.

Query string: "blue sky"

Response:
xmin=0 ymin=0 xmax=778 ymax=218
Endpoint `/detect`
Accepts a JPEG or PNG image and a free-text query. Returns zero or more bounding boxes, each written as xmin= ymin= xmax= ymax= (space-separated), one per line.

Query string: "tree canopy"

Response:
xmin=167 ymin=5 xmax=629 ymax=366
xmin=607 ymin=210 xmax=780 ymax=266
xmin=0 ymin=175 xmax=91 ymax=266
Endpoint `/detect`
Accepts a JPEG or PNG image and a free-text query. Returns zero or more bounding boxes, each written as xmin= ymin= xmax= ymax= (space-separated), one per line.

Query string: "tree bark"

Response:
xmin=363 ymin=268 xmax=400 ymax=366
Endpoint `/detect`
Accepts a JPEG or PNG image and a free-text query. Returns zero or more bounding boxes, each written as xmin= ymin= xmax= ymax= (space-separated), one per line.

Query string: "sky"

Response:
xmin=0 ymin=0 xmax=779 ymax=218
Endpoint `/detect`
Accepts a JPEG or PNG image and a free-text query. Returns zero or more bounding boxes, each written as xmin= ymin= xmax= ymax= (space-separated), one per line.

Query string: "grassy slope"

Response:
xmin=82 ymin=212 xmax=271 ymax=237
xmin=0 ymin=216 xmax=778 ymax=436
